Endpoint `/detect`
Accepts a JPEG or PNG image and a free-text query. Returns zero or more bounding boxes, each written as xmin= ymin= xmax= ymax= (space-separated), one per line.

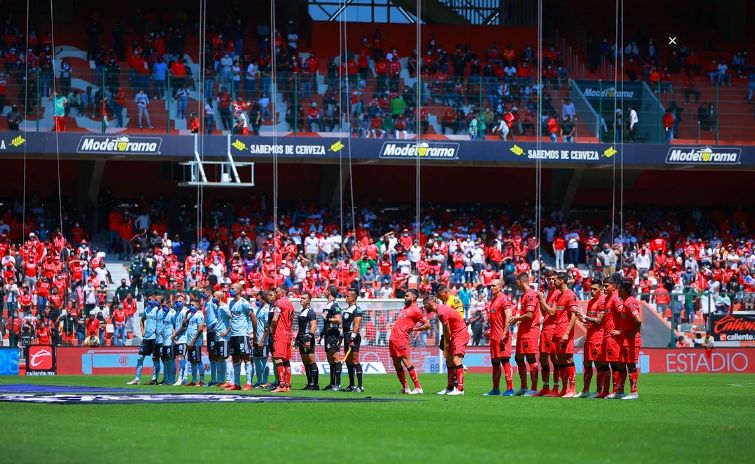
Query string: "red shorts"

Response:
xmin=620 ymin=336 xmax=641 ymax=363
xmin=540 ymin=328 xmax=556 ymax=354
xmin=272 ymin=339 xmax=292 ymax=360
xmin=389 ymin=339 xmax=410 ymax=359
xmin=448 ymin=331 xmax=470 ymax=357
xmin=489 ymin=337 xmax=512 ymax=360
xmin=585 ymin=340 xmax=603 ymax=362
xmin=516 ymin=334 xmax=539 ymax=355
xmin=603 ymin=335 xmax=621 ymax=362
xmin=553 ymin=334 xmax=575 ymax=355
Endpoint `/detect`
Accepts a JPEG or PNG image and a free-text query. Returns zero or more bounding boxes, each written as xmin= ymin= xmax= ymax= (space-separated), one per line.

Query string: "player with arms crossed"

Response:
xmin=318 ymin=286 xmax=343 ymax=391
xmin=152 ymin=297 xmax=167 ymax=384
xmin=214 ymin=291 xmax=233 ymax=389
xmin=509 ymin=273 xmax=541 ymax=396
xmin=617 ymin=279 xmax=642 ymax=400
xmin=226 ymin=283 xmax=256 ymax=391
xmin=424 ymin=296 xmax=469 ymax=396
xmin=544 ymin=273 xmax=580 ymax=396
xmin=160 ymin=300 xmax=178 ymax=385
xmin=482 ymin=279 xmax=514 ymax=396
xmin=577 ymin=279 xmax=608 ymax=398
xmin=271 ymin=285 xmax=295 ymax=393
xmin=251 ymin=290 xmax=272 ymax=387
xmin=601 ymin=276 xmax=625 ymax=399
xmin=341 ymin=288 xmax=365 ymax=392
xmin=127 ymin=296 xmax=159 ymax=385
xmin=388 ymin=289 xmax=430 ymax=394
xmin=204 ymin=290 xmax=221 ymax=386
xmin=170 ymin=295 xmax=189 ymax=385
xmin=185 ymin=300 xmax=206 ymax=386
xmin=296 ymin=292 xmax=319 ymax=390
xmin=534 ymin=272 xmax=561 ymax=396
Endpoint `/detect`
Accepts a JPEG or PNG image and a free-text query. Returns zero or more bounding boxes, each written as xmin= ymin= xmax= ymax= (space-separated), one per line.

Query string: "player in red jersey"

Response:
xmin=389 ymin=289 xmax=431 ymax=394
xmin=617 ymin=279 xmax=642 ymax=400
xmin=539 ymin=272 xmax=579 ymax=396
xmin=509 ymin=273 xmax=541 ymax=396
xmin=271 ymin=285 xmax=295 ymax=393
xmin=481 ymin=279 xmax=513 ymax=396
xmin=424 ymin=296 xmax=470 ymax=396
xmin=577 ymin=280 xmax=608 ymax=398
xmin=602 ymin=276 xmax=626 ymax=399
xmin=534 ymin=272 xmax=561 ymax=396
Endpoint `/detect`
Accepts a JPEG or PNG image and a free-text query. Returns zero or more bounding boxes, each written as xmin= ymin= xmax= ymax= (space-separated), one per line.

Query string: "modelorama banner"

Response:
xmin=1 ymin=132 xmax=753 ymax=168
xmin=46 ymin=346 xmax=755 ymax=375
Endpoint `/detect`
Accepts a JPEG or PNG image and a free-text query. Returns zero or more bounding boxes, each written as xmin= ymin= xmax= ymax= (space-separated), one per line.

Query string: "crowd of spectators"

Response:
xmin=1 ymin=195 xmax=753 ymax=350
xmin=587 ymin=35 xmax=754 ymax=141
xmin=0 ymin=12 xmax=585 ymax=141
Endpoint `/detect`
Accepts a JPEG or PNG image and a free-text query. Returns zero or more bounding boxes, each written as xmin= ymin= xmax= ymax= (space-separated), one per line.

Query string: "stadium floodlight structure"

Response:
xmin=179 ymin=134 xmax=255 ymax=188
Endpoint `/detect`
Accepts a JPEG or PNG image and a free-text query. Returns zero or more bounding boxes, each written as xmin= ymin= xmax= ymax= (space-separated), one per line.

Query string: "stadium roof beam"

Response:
xmin=391 ymin=0 xmax=468 ymax=24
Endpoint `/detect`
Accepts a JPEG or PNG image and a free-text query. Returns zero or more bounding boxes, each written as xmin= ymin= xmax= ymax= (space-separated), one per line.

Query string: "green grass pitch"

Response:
xmin=2 ymin=373 xmax=754 ymax=463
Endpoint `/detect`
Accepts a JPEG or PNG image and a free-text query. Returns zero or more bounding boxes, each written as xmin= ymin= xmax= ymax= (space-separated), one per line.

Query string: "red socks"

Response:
xmin=492 ymin=363 xmax=502 ymax=390
xmin=455 ymin=366 xmax=464 ymax=391
xmin=396 ymin=369 xmax=408 ymax=389
xmin=407 ymin=366 xmax=421 ymax=389
xmin=629 ymin=371 xmax=638 ymax=393
xmin=618 ymin=368 xmax=627 ymax=393
xmin=529 ymin=364 xmax=538 ymax=391
xmin=447 ymin=367 xmax=455 ymax=390
xmin=612 ymin=369 xmax=620 ymax=393
xmin=503 ymin=362 xmax=513 ymax=390
xmin=517 ymin=362 xmax=528 ymax=390
xmin=583 ymin=365 xmax=594 ymax=392
xmin=276 ymin=364 xmax=285 ymax=385
xmin=567 ymin=364 xmax=576 ymax=389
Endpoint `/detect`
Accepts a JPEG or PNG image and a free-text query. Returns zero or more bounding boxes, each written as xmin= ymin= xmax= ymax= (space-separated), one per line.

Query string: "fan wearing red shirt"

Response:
xmin=482 ymin=279 xmax=513 ymax=396
xmin=424 ymin=297 xmax=469 ymax=396
xmin=616 ymin=279 xmax=642 ymax=400
xmin=36 ymin=321 xmax=51 ymax=345
xmin=602 ymin=277 xmax=626 ymax=398
xmin=534 ymin=273 xmax=561 ymax=396
xmin=271 ymin=285 xmax=295 ymax=393
xmin=577 ymin=280 xmax=609 ymax=397
xmin=510 ymin=273 xmax=541 ymax=396
xmin=388 ymin=289 xmax=430 ymax=394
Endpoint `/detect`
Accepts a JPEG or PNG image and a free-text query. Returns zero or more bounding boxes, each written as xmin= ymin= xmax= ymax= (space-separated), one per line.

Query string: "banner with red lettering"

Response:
xmin=710 ymin=313 xmax=755 ymax=344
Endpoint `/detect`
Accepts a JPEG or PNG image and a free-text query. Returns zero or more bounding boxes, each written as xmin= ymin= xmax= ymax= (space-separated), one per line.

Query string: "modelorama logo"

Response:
xmin=379 ymin=141 xmax=459 ymax=159
xmin=665 ymin=146 xmax=741 ymax=165
xmin=582 ymin=87 xmax=635 ymax=99
xmin=76 ymin=135 xmax=162 ymax=154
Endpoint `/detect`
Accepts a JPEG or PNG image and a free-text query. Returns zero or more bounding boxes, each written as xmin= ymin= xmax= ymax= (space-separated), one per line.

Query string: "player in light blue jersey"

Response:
xmin=214 ymin=290 xmax=232 ymax=388
xmin=161 ymin=303 xmax=177 ymax=384
xmin=170 ymin=295 xmax=189 ymax=385
xmin=252 ymin=290 xmax=272 ymax=387
xmin=127 ymin=296 xmax=159 ymax=385
xmin=153 ymin=297 xmax=167 ymax=384
xmin=185 ymin=300 xmax=206 ymax=386
xmin=226 ymin=283 xmax=257 ymax=391
xmin=204 ymin=290 xmax=220 ymax=386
